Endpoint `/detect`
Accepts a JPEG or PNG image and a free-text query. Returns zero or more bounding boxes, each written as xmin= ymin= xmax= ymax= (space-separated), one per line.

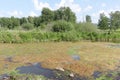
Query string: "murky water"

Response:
xmin=16 ymin=63 xmax=56 ymax=79
xmin=72 ymin=55 xmax=80 ymax=60
xmin=16 ymin=63 xmax=85 ymax=80
xmin=92 ymin=71 xmax=102 ymax=78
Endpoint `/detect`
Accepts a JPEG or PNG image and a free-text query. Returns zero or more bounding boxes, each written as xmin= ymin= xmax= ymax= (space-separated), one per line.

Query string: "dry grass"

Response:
xmin=0 ymin=42 xmax=120 ymax=76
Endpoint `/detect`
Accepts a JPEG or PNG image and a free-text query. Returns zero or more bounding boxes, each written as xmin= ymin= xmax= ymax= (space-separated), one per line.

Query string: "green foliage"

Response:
xmin=0 ymin=17 xmax=12 ymax=29
xmin=0 ymin=32 xmax=14 ymax=43
xmin=0 ymin=31 xmax=22 ymax=43
xmin=52 ymin=20 xmax=74 ymax=32
xmin=86 ymin=15 xmax=92 ymax=23
xmin=20 ymin=17 xmax=28 ymax=25
xmin=98 ymin=11 xmax=120 ymax=31
xmin=60 ymin=31 xmax=82 ymax=41
xmin=75 ymin=22 xmax=98 ymax=33
xmin=110 ymin=11 xmax=120 ymax=30
xmin=38 ymin=24 xmax=46 ymax=30
xmin=96 ymin=75 xmax=113 ymax=80
xmin=0 ymin=30 xmax=120 ymax=43
xmin=0 ymin=8 xmax=120 ymax=43
xmin=54 ymin=7 xmax=76 ymax=23
xmin=34 ymin=16 xmax=41 ymax=27
xmin=22 ymin=23 xmax=34 ymax=30
xmin=11 ymin=17 xmax=20 ymax=29
xmin=41 ymin=8 xmax=54 ymax=24
xmin=7 ymin=70 xmax=47 ymax=80
xmin=19 ymin=32 xmax=33 ymax=42
xmin=8 ymin=70 xmax=20 ymax=76
xmin=98 ymin=13 xmax=109 ymax=30
xmin=27 ymin=16 xmax=34 ymax=24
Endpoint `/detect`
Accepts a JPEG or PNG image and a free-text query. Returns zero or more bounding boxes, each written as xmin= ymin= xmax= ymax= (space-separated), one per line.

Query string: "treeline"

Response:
xmin=0 ymin=7 xmax=76 ymax=30
xmin=0 ymin=7 xmax=120 ymax=43
xmin=1 ymin=7 xmax=120 ymax=31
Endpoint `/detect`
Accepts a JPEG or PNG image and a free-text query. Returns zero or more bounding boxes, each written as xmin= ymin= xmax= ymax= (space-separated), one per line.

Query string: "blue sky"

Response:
xmin=0 ymin=0 xmax=120 ymax=23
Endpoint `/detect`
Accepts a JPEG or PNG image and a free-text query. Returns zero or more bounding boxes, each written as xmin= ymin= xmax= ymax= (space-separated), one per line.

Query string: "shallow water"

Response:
xmin=16 ymin=63 xmax=85 ymax=80
xmin=72 ymin=55 xmax=80 ymax=60
xmin=16 ymin=63 xmax=56 ymax=79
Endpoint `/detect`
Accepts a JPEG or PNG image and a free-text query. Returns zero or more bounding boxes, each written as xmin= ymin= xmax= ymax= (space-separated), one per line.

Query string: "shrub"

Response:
xmin=75 ymin=22 xmax=98 ymax=33
xmin=60 ymin=31 xmax=81 ymax=41
xmin=22 ymin=23 xmax=34 ymax=30
xmin=19 ymin=32 xmax=33 ymax=42
xmin=52 ymin=20 xmax=74 ymax=32
xmin=0 ymin=32 xmax=14 ymax=43
xmin=32 ymin=32 xmax=47 ymax=42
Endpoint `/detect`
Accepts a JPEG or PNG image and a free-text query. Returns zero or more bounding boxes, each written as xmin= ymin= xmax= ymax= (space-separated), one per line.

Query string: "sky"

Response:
xmin=0 ymin=0 xmax=120 ymax=23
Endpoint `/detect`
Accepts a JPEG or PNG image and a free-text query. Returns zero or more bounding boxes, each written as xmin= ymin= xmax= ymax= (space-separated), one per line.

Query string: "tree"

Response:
xmin=41 ymin=8 xmax=54 ymax=24
xmin=54 ymin=7 xmax=76 ymax=23
xmin=110 ymin=11 xmax=120 ymax=30
xmin=86 ymin=15 xmax=92 ymax=23
xmin=11 ymin=16 xmax=20 ymax=29
xmin=98 ymin=13 xmax=109 ymax=30
xmin=20 ymin=17 xmax=28 ymax=25
xmin=0 ymin=17 xmax=12 ymax=29
xmin=34 ymin=16 xmax=41 ymax=27
xmin=22 ymin=23 xmax=34 ymax=30
xmin=27 ymin=16 xmax=34 ymax=24
xmin=52 ymin=20 xmax=74 ymax=32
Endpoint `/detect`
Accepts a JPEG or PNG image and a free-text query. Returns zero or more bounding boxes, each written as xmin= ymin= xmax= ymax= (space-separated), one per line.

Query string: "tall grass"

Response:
xmin=0 ymin=30 xmax=120 ymax=43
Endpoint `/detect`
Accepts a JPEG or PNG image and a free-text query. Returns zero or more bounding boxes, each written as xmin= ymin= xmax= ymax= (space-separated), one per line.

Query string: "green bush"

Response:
xmin=19 ymin=32 xmax=33 ymax=42
xmin=75 ymin=22 xmax=98 ymax=33
xmin=22 ymin=23 xmax=34 ymax=30
xmin=0 ymin=32 xmax=14 ymax=43
xmin=32 ymin=32 xmax=47 ymax=42
xmin=52 ymin=20 xmax=74 ymax=32
xmin=60 ymin=31 xmax=82 ymax=41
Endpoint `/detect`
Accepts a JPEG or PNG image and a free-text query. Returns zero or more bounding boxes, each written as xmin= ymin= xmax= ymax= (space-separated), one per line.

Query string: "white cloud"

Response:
xmin=91 ymin=10 xmax=110 ymax=23
xmin=32 ymin=0 xmax=120 ymax=23
xmin=7 ymin=11 xmax=23 ymax=17
xmin=32 ymin=0 xmax=82 ymax=22
xmin=32 ymin=0 xmax=52 ymax=11
xmin=0 ymin=10 xmax=38 ymax=18
xmin=29 ymin=11 xmax=37 ymax=17
xmin=99 ymin=8 xmax=120 ymax=17
xmin=32 ymin=0 xmax=81 ymax=13
xmin=91 ymin=13 xmax=100 ymax=23
xmin=84 ymin=5 xmax=93 ymax=12
xmin=101 ymin=3 xmax=106 ymax=7
xmin=0 ymin=11 xmax=3 ymax=17
xmin=55 ymin=0 xmax=82 ymax=22
xmin=99 ymin=10 xmax=109 ymax=17
xmin=91 ymin=7 xmax=120 ymax=23
xmin=55 ymin=0 xmax=81 ymax=13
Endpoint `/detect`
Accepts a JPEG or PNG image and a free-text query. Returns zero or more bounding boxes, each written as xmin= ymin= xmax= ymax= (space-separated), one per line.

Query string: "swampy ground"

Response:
xmin=0 ymin=42 xmax=120 ymax=78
